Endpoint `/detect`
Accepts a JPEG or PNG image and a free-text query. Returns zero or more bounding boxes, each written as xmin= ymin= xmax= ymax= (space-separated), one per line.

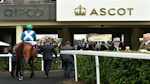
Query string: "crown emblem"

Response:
xmin=74 ymin=5 xmax=86 ymax=16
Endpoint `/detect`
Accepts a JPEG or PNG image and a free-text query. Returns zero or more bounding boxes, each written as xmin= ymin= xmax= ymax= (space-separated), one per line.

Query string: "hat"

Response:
xmin=113 ymin=37 xmax=120 ymax=42
xmin=26 ymin=24 xmax=33 ymax=29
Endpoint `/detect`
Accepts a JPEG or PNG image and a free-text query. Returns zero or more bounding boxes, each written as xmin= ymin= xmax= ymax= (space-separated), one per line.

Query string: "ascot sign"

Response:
xmin=57 ymin=0 xmax=150 ymax=21
xmin=74 ymin=5 xmax=133 ymax=16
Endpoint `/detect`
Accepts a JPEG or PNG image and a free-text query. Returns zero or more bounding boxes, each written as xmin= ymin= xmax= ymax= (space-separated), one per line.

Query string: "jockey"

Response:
xmin=21 ymin=24 xmax=37 ymax=46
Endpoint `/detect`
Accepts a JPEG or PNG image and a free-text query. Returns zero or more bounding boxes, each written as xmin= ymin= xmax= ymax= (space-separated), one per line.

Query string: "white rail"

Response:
xmin=0 ymin=54 xmax=59 ymax=72
xmin=60 ymin=50 xmax=150 ymax=84
xmin=0 ymin=53 xmax=13 ymax=72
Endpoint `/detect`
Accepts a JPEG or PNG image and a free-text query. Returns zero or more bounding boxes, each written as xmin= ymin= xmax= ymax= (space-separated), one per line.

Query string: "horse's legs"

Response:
xmin=18 ymin=59 xmax=25 ymax=80
xmin=19 ymin=67 xmax=24 ymax=80
xmin=29 ymin=59 xmax=34 ymax=78
xmin=16 ymin=63 xmax=19 ymax=77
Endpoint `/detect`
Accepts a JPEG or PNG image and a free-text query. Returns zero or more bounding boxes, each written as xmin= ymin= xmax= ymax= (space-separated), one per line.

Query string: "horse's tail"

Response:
xmin=17 ymin=43 xmax=25 ymax=72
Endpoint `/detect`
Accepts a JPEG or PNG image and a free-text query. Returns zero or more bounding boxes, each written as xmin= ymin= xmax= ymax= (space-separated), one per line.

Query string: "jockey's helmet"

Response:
xmin=26 ymin=24 xmax=33 ymax=29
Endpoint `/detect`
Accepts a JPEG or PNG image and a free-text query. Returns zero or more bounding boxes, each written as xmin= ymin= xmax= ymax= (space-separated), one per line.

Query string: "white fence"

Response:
xmin=0 ymin=54 xmax=59 ymax=72
xmin=60 ymin=50 xmax=150 ymax=84
xmin=1 ymin=50 xmax=150 ymax=84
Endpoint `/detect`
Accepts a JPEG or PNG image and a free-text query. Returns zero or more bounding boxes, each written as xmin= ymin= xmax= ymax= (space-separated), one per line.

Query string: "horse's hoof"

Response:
xmin=19 ymin=76 xmax=23 ymax=80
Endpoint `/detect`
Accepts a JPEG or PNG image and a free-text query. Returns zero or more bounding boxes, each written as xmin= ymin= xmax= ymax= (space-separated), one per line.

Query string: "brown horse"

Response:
xmin=14 ymin=42 xmax=37 ymax=80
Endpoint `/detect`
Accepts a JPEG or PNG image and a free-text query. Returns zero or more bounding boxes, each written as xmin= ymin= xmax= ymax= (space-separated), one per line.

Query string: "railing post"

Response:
xmin=41 ymin=57 xmax=44 ymax=71
xmin=95 ymin=56 xmax=100 ymax=84
xmin=74 ymin=54 xmax=78 ymax=82
xmin=9 ymin=56 xmax=12 ymax=72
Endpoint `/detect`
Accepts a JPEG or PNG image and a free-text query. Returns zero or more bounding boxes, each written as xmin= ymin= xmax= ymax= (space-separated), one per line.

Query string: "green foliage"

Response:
xmin=24 ymin=58 xmax=42 ymax=70
xmin=51 ymin=58 xmax=62 ymax=70
xmin=0 ymin=58 xmax=9 ymax=71
xmin=55 ymin=47 xmax=60 ymax=53
xmin=77 ymin=55 xmax=150 ymax=84
xmin=109 ymin=58 xmax=150 ymax=84
xmin=77 ymin=55 xmax=96 ymax=84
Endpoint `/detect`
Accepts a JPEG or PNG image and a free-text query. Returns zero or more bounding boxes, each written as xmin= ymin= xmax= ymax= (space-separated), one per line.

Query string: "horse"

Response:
xmin=14 ymin=42 xmax=38 ymax=80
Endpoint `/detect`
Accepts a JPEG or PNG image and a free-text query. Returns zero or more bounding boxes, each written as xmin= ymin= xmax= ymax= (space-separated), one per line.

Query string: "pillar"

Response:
xmin=131 ymin=27 xmax=142 ymax=50
xmin=58 ymin=28 xmax=74 ymax=46
xmin=70 ymin=33 xmax=74 ymax=46
xmin=16 ymin=25 xmax=23 ymax=44
xmin=58 ymin=29 xmax=63 ymax=38
xmin=124 ymin=32 xmax=131 ymax=48
xmin=62 ymin=28 xmax=70 ymax=45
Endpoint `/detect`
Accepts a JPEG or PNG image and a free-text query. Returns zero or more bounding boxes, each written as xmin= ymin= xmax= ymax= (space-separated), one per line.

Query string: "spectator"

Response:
xmin=10 ymin=46 xmax=16 ymax=78
xmin=95 ymin=42 xmax=101 ymax=51
xmin=77 ymin=43 xmax=82 ymax=50
xmin=1 ymin=48 xmax=9 ymax=54
xmin=109 ymin=37 xmax=123 ymax=51
xmin=100 ymin=42 xmax=108 ymax=50
xmin=88 ymin=41 xmax=95 ymax=50
xmin=38 ymin=39 xmax=57 ymax=79
xmin=139 ymin=34 xmax=150 ymax=51
xmin=83 ymin=42 xmax=89 ymax=50
xmin=60 ymin=41 xmax=74 ymax=79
